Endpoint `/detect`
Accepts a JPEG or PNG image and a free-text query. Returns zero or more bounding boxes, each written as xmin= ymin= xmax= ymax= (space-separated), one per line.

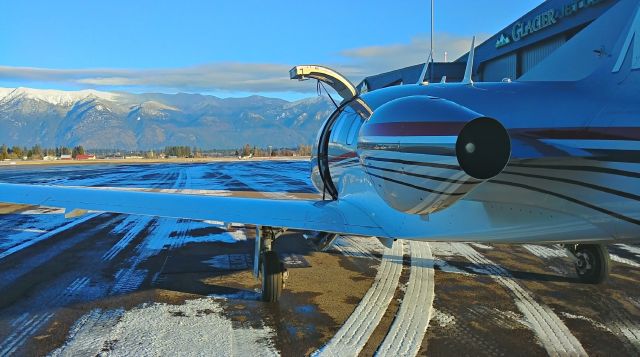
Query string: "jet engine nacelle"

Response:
xmin=358 ymin=95 xmax=511 ymax=214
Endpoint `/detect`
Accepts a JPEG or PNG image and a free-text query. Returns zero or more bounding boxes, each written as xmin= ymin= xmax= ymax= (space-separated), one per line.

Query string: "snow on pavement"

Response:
xmin=522 ymin=244 xmax=567 ymax=259
xmin=524 ymin=244 xmax=640 ymax=269
xmin=315 ymin=240 xmax=404 ymax=356
xmin=0 ymin=276 xmax=93 ymax=355
xmin=49 ymin=299 xmax=279 ymax=357
xmin=0 ymin=213 xmax=101 ymax=261
xmin=332 ymin=236 xmax=385 ymax=261
xmin=451 ymin=243 xmax=588 ymax=357
xmin=376 ymin=241 xmax=435 ymax=357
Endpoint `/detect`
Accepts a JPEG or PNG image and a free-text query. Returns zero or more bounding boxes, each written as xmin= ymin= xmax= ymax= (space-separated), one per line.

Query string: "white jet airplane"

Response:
xmin=1 ymin=0 xmax=639 ymax=301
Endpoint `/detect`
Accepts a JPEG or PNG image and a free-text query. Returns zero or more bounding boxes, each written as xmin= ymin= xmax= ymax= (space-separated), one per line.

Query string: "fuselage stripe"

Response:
xmin=358 ymin=143 xmax=456 ymax=156
xmin=490 ymin=179 xmax=640 ymax=226
xmin=507 ymin=162 xmax=640 ymax=178
xmin=502 ymin=171 xmax=640 ymax=202
xmin=364 ymin=156 xmax=462 ymax=171
xmin=363 ymin=164 xmax=640 ymax=226
xmin=364 ymin=164 xmax=481 ymax=185
xmin=361 ymin=123 xmax=640 ymax=141
xmin=367 ymin=172 xmax=469 ymax=196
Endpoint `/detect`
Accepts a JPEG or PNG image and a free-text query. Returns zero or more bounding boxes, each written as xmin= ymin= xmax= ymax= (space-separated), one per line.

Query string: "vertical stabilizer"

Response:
xmin=519 ymin=0 xmax=640 ymax=83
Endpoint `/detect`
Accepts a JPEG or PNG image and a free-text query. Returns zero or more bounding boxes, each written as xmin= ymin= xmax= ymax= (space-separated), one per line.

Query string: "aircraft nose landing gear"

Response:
xmin=566 ymin=244 xmax=610 ymax=284
xmin=254 ymin=226 xmax=287 ymax=302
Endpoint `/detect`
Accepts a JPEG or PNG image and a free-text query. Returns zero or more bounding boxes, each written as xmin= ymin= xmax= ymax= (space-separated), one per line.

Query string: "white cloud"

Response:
xmin=340 ymin=33 xmax=490 ymax=77
xmin=0 ymin=33 xmax=488 ymax=95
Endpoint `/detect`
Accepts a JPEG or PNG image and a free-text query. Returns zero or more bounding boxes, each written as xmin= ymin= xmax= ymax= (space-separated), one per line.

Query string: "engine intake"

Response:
xmin=358 ymin=95 xmax=511 ymax=214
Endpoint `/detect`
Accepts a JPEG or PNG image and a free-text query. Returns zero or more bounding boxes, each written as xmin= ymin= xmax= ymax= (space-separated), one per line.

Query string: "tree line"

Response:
xmin=1 ymin=143 xmax=313 ymax=160
xmin=0 ymin=144 xmax=86 ymax=160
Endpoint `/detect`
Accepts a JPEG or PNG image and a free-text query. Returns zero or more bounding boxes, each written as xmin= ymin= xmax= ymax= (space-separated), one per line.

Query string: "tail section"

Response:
xmin=519 ymin=0 xmax=640 ymax=84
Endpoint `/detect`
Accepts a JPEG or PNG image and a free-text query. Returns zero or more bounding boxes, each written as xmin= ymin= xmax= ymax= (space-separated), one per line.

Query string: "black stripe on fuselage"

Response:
xmin=489 ymin=179 xmax=640 ymax=226
xmin=586 ymin=150 xmax=640 ymax=164
xmin=366 ymin=156 xmax=640 ymax=180
xmin=366 ymin=167 xmax=640 ymax=227
xmin=358 ymin=143 xmax=456 ymax=156
xmin=507 ymin=162 xmax=640 ymax=179
xmin=330 ymin=160 xmax=360 ymax=169
xmin=367 ymin=172 xmax=469 ymax=196
xmin=364 ymin=164 xmax=481 ymax=185
xmin=364 ymin=156 xmax=462 ymax=171
xmin=502 ymin=171 xmax=640 ymax=202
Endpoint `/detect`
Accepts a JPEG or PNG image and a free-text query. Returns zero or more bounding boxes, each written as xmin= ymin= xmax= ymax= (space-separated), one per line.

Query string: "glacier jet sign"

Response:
xmin=495 ymin=0 xmax=611 ymax=48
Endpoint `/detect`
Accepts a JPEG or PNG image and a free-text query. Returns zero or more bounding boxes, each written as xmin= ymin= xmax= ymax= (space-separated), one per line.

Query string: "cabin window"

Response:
xmin=346 ymin=116 xmax=363 ymax=145
xmin=330 ymin=114 xmax=347 ymax=143
xmin=330 ymin=106 xmax=364 ymax=145
xmin=337 ymin=114 xmax=357 ymax=143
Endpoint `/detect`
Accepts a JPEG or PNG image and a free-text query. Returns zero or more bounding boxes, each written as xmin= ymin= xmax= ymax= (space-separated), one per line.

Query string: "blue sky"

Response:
xmin=0 ymin=0 xmax=542 ymax=99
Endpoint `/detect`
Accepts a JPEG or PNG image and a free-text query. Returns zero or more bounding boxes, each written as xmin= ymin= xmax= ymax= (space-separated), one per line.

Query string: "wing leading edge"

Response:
xmin=0 ymin=183 xmax=388 ymax=237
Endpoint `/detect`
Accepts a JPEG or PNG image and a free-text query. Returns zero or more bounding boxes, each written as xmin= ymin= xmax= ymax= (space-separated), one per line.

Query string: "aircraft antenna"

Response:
xmin=462 ymin=36 xmax=476 ymax=85
xmin=430 ymin=0 xmax=434 ymax=84
xmin=417 ymin=0 xmax=435 ymax=85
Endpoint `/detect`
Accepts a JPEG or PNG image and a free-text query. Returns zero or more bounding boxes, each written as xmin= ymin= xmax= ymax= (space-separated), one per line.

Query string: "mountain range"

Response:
xmin=0 ymin=87 xmax=335 ymax=149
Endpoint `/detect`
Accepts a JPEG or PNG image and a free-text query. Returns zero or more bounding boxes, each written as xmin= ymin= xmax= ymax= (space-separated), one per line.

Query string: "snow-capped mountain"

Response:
xmin=0 ymin=87 xmax=334 ymax=149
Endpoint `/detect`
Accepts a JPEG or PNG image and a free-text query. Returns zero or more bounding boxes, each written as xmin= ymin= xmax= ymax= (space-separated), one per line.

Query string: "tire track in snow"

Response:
xmin=332 ymin=236 xmax=384 ymax=261
xmin=0 ymin=213 xmax=101 ymax=261
xmin=0 ymin=276 xmax=91 ymax=355
xmin=605 ymin=305 xmax=640 ymax=355
xmin=102 ymin=216 xmax=152 ymax=261
xmin=376 ymin=241 xmax=435 ymax=357
xmin=314 ymin=240 xmax=404 ymax=356
xmin=590 ymin=293 xmax=640 ymax=355
xmin=49 ymin=308 xmax=124 ymax=356
xmin=0 ymin=312 xmax=55 ymax=355
xmin=522 ymin=244 xmax=567 ymax=259
xmin=453 ymin=243 xmax=587 ymax=357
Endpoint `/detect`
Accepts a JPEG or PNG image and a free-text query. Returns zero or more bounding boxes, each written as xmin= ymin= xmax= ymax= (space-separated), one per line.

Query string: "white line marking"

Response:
xmin=315 ymin=240 xmax=404 ymax=356
xmin=377 ymin=241 xmax=435 ymax=357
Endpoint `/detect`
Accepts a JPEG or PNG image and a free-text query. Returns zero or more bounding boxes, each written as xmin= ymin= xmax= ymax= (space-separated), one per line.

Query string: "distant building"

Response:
xmin=60 ymin=154 xmax=72 ymax=160
xmin=361 ymin=0 xmax=617 ymax=89
xmin=75 ymin=154 xmax=96 ymax=160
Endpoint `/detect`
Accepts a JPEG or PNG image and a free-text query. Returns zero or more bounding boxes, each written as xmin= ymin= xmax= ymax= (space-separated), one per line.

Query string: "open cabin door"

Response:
xmin=290 ymin=65 xmax=372 ymax=118
xmin=290 ymin=65 xmax=372 ymax=199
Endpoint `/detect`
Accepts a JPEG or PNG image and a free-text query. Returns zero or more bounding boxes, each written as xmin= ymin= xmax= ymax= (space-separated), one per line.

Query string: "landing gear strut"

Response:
xmin=566 ymin=244 xmax=610 ymax=284
xmin=254 ymin=226 xmax=287 ymax=302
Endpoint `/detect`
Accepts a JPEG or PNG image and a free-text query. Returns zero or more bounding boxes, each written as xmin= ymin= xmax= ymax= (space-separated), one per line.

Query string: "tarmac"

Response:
xmin=0 ymin=161 xmax=639 ymax=356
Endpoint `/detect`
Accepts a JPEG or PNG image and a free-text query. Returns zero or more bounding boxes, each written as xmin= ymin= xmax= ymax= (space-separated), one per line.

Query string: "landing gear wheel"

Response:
xmin=573 ymin=244 xmax=610 ymax=284
xmin=261 ymin=251 xmax=284 ymax=302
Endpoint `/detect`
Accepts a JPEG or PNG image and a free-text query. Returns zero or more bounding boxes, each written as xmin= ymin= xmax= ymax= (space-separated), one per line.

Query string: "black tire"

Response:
xmin=261 ymin=251 xmax=283 ymax=302
xmin=574 ymin=244 xmax=610 ymax=284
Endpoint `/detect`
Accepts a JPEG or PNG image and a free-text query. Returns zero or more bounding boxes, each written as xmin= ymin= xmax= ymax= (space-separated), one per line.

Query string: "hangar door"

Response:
xmin=520 ymin=37 xmax=566 ymax=76
xmin=481 ymin=54 xmax=517 ymax=82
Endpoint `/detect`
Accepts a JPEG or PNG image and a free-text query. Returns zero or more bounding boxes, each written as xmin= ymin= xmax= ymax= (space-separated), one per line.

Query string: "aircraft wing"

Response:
xmin=0 ymin=182 xmax=389 ymax=237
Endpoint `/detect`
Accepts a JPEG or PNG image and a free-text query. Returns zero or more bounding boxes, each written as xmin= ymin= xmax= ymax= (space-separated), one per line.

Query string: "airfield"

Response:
xmin=0 ymin=160 xmax=639 ymax=356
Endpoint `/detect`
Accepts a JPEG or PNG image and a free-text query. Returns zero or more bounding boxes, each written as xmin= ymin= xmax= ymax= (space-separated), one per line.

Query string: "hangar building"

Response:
xmin=359 ymin=0 xmax=618 ymax=91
